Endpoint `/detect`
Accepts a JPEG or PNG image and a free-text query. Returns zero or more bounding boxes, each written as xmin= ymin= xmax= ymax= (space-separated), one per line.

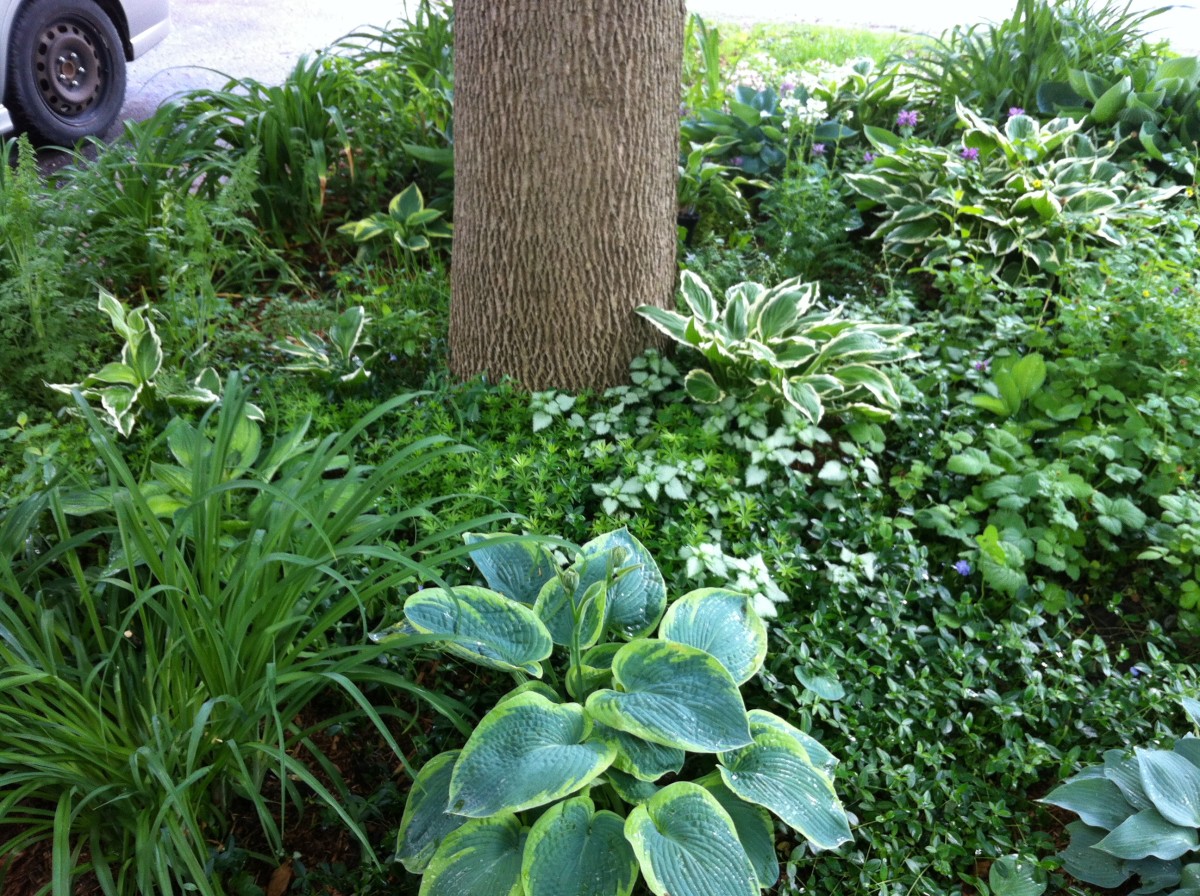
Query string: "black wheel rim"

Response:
xmin=33 ymin=17 xmax=109 ymax=118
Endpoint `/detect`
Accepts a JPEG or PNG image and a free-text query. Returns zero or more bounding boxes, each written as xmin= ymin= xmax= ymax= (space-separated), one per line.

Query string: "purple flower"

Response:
xmin=953 ymin=560 xmax=972 ymax=576
xmin=961 ymin=146 xmax=980 ymax=161
xmin=781 ymin=79 xmax=796 ymax=93
xmin=896 ymin=109 xmax=919 ymax=129
xmin=1008 ymin=107 xmax=1026 ymax=118
xmin=863 ymin=150 xmax=876 ymax=163
xmin=730 ymin=156 xmax=744 ymax=167
xmin=812 ymin=143 xmax=826 ymax=156
xmin=973 ymin=358 xmax=991 ymax=372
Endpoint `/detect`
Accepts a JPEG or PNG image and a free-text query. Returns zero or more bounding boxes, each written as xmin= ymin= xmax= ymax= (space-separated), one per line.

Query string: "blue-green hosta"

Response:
xmin=374 ymin=529 xmax=852 ymax=896
xmin=637 ymin=271 xmax=912 ymax=425
xmin=1042 ymin=698 xmax=1200 ymax=895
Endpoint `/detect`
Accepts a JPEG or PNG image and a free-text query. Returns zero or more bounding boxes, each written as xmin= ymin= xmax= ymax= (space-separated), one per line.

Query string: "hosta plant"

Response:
xmin=271 ymin=303 xmax=377 ymax=387
xmin=637 ymin=271 xmax=911 ymax=424
xmin=338 ymin=182 xmax=451 ymax=270
xmin=1042 ymin=698 xmax=1200 ymax=895
xmin=375 ymin=528 xmax=852 ymax=896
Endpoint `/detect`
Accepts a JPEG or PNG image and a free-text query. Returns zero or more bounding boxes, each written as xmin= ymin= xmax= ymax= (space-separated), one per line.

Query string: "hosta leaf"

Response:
xmin=464 ymin=533 xmax=557 ymax=605
xmin=521 ymin=796 xmax=637 ymax=896
xmin=782 ymin=378 xmax=824 ymax=423
xmin=659 ymin=589 xmax=767 ymax=685
xmin=705 ymin=779 xmax=780 ymax=889
xmin=637 ymin=305 xmax=694 ymax=346
xmin=685 ymin=368 xmax=725 ymax=403
xmin=594 ymin=722 xmax=685 ymax=782
xmin=680 ymin=270 xmax=719 ymax=322
xmin=1139 ymin=748 xmax=1200 ymax=826
xmin=718 ymin=714 xmax=852 ymax=851
xmin=1176 ymin=737 xmax=1200 ymax=770
xmin=605 ymin=767 xmax=661 ymax=805
xmin=1060 ymin=821 xmax=1132 ymax=889
xmin=585 ymin=639 xmax=752 ymax=752
xmin=582 ymin=529 xmax=667 ymax=639
xmin=396 ymin=751 xmax=468 ymax=874
xmin=535 ymin=575 xmax=610 ymax=650
xmin=1094 ymin=806 xmax=1197 ymax=860
xmin=747 ymin=277 xmax=817 ymax=340
xmin=625 ymin=782 xmax=759 ymax=896
xmin=420 ymin=814 xmax=525 ymax=896
xmin=404 ymin=586 xmax=552 ymax=677
xmin=1104 ymin=749 xmax=1152 ymax=810
xmin=448 ymin=693 xmax=615 ymax=817
xmin=1041 ymin=776 xmax=1134 ymax=830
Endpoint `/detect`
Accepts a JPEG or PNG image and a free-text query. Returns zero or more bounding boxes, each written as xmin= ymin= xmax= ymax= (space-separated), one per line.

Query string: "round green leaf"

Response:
xmin=719 ymin=714 xmax=852 ymax=851
xmin=396 ymin=751 xmax=468 ymax=873
xmin=420 ymin=813 xmax=525 ymax=896
xmin=449 ymin=693 xmax=616 ymax=817
xmin=521 ymin=795 xmax=638 ymax=896
xmin=704 ymin=779 xmax=780 ymax=889
xmin=1138 ymin=747 xmax=1200 ymax=827
xmin=625 ymin=781 xmax=759 ymax=896
xmin=1095 ymin=806 xmax=1198 ymax=860
xmin=658 ymin=589 xmax=767 ymax=685
xmin=585 ymin=639 xmax=752 ymax=753
xmin=464 ymin=533 xmax=557 ymax=604
xmin=404 ymin=586 xmax=552 ymax=678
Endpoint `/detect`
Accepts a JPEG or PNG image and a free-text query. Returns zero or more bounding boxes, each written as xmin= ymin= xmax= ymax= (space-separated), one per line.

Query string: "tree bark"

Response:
xmin=449 ymin=0 xmax=685 ymax=391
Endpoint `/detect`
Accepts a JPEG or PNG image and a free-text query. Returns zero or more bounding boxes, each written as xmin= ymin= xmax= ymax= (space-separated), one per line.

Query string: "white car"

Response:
xmin=1 ymin=0 xmax=169 ymax=144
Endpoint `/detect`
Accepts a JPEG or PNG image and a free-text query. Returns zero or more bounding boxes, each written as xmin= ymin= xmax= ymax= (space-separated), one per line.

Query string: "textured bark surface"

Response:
xmin=449 ymin=0 xmax=686 ymax=391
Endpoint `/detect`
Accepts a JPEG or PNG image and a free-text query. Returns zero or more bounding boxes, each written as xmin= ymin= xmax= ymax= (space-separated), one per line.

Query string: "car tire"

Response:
xmin=7 ymin=0 xmax=127 ymax=145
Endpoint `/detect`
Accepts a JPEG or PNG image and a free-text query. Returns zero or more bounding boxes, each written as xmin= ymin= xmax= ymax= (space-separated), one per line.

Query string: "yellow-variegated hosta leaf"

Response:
xmin=625 ymin=782 xmax=759 ymax=896
xmin=396 ymin=751 xmax=468 ymax=874
xmin=521 ymin=795 xmax=638 ymax=896
xmin=419 ymin=813 xmax=525 ymax=896
xmin=658 ymin=589 xmax=767 ymax=685
xmin=463 ymin=532 xmax=557 ymax=605
xmin=403 ymin=585 xmax=552 ymax=677
xmin=585 ymin=639 xmax=752 ymax=753
xmin=449 ymin=692 xmax=615 ymax=817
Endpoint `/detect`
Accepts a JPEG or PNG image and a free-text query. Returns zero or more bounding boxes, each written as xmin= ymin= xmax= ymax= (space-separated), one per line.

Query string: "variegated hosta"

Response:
xmin=372 ymin=529 xmax=852 ymax=896
xmin=637 ymin=271 xmax=912 ymax=425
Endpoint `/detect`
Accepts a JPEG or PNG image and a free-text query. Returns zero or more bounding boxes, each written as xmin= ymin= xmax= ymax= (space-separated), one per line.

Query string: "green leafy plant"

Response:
xmin=638 ymin=271 xmax=912 ymax=424
xmin=378 ymin=528 xmax=852 ymax=896
xmin=1042 ymin=698 xmax=1200 ymax=894
xmin=0 ymin=376 xmax=501 ymax=895
xmin=271 ymin=304 xmax=378 ymax=388
xmin=337 ymin=183 xmax=452 ymax=269
xmin=49 ymin=291 xmax=223 ymax=437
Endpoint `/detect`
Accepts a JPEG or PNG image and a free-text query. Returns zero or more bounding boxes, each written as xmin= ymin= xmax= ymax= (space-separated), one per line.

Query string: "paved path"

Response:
xmin=118 ymin=0 xmax=1200 ymax=131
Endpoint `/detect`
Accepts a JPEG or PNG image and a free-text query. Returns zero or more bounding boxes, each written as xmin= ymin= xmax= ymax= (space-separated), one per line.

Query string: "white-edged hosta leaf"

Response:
xmin=704 ymin=779 xmax=780 ymax=889
xmin=396 ymin=751 xmax=468 ymax=874
xmin=448 ymin=693 xmax=615 ymax=817
xmin=419 ymin=813 xmax=525 ymax=896
xmin=658 ymin=589 xmax=767 ymax=685
xmin=585 ymin=639 xmax=752 ymax=753
xmin=593 ymin=722 xmax=685 ymax=782
xmin=1041 ymin=776 xmax=1135 ymax=830
xmin=625 ymin=782 xmax=759 ymax=896
xmin=684 ymin=368 xmax=725 ymax=403
xmin=718 ymin=716 xmax=852 ymax=851
xmin=1060 ymin=821 xmax=1132 ymax=888
xmin=1094 ymin=806 xmax=1197 ymax=860
xmin=464 ymin=533 xmax=557 ymax=604
xmin=521 ymin=795 xmax=638 ymax=896
xmin=404 ymin=585 xmax=552 ymax=677
xmin=1138 ymin=747 xmax=1200 ymax=826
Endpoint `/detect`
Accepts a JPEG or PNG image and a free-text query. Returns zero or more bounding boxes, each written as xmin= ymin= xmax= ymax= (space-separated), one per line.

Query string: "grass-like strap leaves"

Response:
xmin=625 ymin=782 xmax=759 ymax=896
xmin=719 ymin=716 xmax=852 ymax=851
xmin=658 ymin=588 xmax=767 ymax=685
xmin=420 ymin=813 xmax=525 ymax=896
xmin=585 ymin=639 xmax=752 ymax=753
xmin=396 ymin=751 xmax=468 ymax=874
xmin=404 ymin=585 xmax=553 ymax=677
xmin=521 ymin=795 xmax=638 ymax=896
xmin=448 ymin=692 xmax=616 ymax=817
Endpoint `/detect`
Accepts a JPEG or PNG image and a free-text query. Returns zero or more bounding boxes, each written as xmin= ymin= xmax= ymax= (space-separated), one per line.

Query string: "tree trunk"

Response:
xmin=449 ymin=0 xmax=685 ymax=391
